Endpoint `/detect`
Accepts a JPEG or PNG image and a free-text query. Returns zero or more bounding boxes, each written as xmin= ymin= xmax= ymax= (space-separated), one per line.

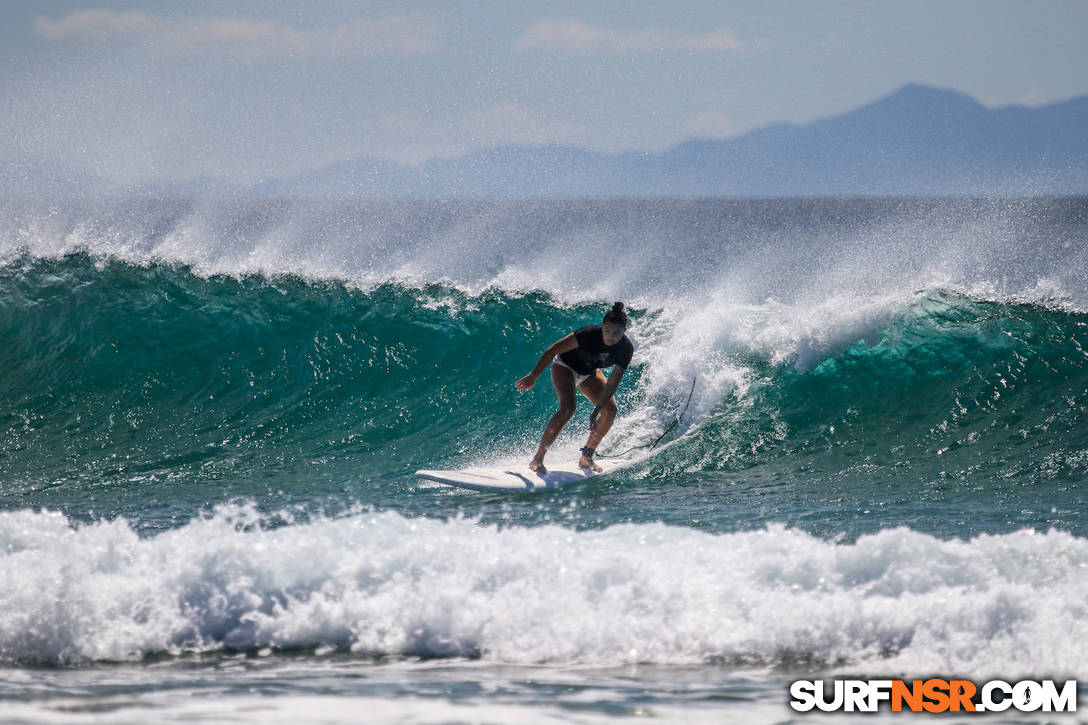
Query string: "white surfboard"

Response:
xmin=415 ymin=461 xmax=599 ymax=492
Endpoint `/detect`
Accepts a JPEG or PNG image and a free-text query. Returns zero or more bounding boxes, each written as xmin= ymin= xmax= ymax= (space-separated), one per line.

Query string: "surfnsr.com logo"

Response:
xmin=789 ymin=679 xmax=1078 ymax=713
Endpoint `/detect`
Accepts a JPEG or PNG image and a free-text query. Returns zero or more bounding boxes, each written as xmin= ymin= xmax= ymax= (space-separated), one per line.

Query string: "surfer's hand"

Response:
xmin=515 ymin=374 xmax=535 ymax=391
xmin=589 ymin=411 xmax=599 ymax=432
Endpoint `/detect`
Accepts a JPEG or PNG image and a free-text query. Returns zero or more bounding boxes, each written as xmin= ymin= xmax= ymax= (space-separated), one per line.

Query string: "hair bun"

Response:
xmin=604 ymin=300 xmax=629 ymax=326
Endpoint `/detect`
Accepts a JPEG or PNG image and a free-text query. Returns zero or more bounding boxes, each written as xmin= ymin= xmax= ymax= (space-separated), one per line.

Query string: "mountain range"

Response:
xmin=7 ymin=84 xmax=1088 ymax=198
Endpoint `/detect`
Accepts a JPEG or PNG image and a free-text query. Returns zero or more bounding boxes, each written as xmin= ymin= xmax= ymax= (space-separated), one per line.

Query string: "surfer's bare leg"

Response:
xmin=576 ymin=372 xmax=616 ymax=472
xmin=530 ymin=363 xmax=577 ymax=473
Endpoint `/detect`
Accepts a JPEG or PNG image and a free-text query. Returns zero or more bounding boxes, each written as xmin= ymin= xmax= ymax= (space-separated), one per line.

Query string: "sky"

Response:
xmin=3 ymin=0 xmax=1087 ymax=186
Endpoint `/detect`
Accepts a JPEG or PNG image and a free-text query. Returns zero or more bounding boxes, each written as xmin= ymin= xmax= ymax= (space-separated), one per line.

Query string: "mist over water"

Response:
xmin=4 ymin=197 xmax=1085 ymax=305
xmin=1 ymin=197 xmax=1086 ymax=720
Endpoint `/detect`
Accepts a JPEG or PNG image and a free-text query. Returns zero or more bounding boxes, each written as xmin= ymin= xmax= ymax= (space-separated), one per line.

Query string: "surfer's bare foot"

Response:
xmin=579 ymin=455 xmax=602 ymax=473
xmin=529 ymin=459 xmax=547 ymax=473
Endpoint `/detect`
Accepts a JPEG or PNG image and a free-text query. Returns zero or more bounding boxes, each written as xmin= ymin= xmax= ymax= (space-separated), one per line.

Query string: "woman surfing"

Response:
xmin=515 ymin=302 xmax=634 ymax=473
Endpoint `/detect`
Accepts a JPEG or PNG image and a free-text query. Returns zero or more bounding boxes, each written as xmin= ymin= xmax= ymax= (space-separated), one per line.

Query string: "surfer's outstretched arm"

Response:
xmin=515 ymin=334 xmax=578 ymax=390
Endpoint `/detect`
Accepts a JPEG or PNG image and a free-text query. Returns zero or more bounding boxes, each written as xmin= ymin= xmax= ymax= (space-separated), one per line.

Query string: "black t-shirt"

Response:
xmin=558 ymin=324 xmax=635 ymax=375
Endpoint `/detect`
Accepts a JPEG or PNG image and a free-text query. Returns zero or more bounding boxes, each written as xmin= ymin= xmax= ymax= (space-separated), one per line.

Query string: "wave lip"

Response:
xmin=2 ymin=505 xmax=1086 ymax=677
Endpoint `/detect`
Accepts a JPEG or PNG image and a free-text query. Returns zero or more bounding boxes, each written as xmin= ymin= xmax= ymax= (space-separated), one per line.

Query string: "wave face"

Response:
xmin=1 ymin=252 xmax=1086 ymax=539
xmin=0 ymin=253 xmax=611 ymax=519
xmin=641 ymin=291 xmax=1088 ymax=529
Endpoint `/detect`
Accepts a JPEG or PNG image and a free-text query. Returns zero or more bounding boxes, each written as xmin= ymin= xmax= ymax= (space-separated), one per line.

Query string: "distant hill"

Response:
xmin=270 ymin=84 xmax=1088 ymax=197
xmin=4 ymin=84 xmax=1086 ymax=198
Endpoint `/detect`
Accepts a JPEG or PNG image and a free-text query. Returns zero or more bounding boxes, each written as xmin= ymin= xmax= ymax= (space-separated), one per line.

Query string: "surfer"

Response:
xmin=515 ymin=302 xmax=634 ymax=473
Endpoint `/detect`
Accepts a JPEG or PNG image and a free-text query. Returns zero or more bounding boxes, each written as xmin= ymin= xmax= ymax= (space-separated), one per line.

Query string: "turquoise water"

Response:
xmin=1 ymin=198 xmax=1086 ymax=722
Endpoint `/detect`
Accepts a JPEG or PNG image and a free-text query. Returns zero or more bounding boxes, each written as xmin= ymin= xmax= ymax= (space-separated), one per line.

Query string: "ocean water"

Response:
xmin=1 ymin=197 xmax=1086 ymax=723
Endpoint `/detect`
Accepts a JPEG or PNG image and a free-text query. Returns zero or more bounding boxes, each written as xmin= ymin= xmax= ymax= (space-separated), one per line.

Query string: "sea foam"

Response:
xmin=3 ymin=505 xmax=1086 ymax=677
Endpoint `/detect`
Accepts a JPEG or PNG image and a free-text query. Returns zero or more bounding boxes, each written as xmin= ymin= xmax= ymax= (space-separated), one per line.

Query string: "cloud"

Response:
xmin=1013 ymin=89 xmax=1050 ymax=107
xmin=34 ymin=10 xmax=441 ymax=59
xmin=514 ymin=18 xmax=748 ymax=54
xmin=460 ymin=102 xmax=585 ymax=144
xmin=978 ymin=89 xmax=1058 ymax=109
xmin=34 ymin=10 xmax=158 ymax=39
xmin=686 ymin=110 xmax=739 ymax=139
xmin=370 ymin=102 xmax=588 ymax=165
